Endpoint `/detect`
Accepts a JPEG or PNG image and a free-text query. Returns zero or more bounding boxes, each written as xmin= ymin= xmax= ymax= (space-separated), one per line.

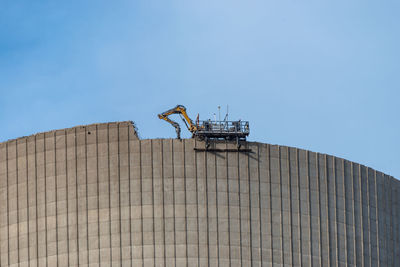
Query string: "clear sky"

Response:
xmin=0 ymin=0 xmax=399 ymax=178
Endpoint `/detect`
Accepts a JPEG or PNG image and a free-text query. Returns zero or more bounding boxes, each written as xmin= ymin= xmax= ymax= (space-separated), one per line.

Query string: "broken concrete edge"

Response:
xmin=0 ymin=121 xmax=139 ymax=147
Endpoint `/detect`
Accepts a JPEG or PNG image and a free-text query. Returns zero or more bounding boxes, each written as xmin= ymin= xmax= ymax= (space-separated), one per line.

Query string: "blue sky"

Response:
xmin=0 ymin=0 xmax=399 ymax=178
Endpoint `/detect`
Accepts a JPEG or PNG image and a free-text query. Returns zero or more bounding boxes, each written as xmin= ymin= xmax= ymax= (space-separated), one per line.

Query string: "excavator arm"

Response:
xmin=173 ymin=105 xmax=197 ymax=133
xmin=158 ymin=114 xmax=181 ymax=139
xmin=158 ymin=105 xmax=197 ymax=139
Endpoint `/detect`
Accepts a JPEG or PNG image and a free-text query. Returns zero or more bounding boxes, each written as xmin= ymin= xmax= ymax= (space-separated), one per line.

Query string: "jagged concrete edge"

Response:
xmin=0 ymin=121 xmax=139 ymax=145
xmin=0 ymin=122 xmax=396 ymax=181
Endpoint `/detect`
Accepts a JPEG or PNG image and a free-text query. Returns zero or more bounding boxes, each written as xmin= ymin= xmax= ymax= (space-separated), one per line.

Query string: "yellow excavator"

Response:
xmin=158 ymin=105 xmax=250 ymax=143
xmin=157 ymin=105 xmax=198 ymax=139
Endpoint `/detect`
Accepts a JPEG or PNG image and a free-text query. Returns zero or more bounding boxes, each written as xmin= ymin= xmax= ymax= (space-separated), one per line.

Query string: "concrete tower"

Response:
xmin=0 ymin=121 xmax=399 ymax=266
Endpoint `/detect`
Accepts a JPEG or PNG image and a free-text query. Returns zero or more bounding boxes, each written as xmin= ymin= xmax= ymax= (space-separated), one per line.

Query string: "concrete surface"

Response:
xmin=0 ymin=121 xmax=398 ymax=266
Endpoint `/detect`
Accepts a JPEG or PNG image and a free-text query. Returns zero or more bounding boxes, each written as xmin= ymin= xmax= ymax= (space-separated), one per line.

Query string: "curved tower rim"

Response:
xmin=0 ymin=121 xmax=398 ymax=266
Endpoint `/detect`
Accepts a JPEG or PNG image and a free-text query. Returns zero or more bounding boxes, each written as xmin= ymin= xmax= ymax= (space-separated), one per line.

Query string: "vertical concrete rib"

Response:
xmin=333 ymin=158 xmax=339 ymax=266
xmin=290 ymin=148 xmax=295 ymax=265
xmin=281 ymin=146 xmax=292 ymax=266
xmin=307 ymin=151 xmax=313 ymax=267
xmin=383 ymin=174 xmax=386 ymax=265
xmin=390 ymin=177 xmax=395 ymax=266
xmin=397 ymin=183 xmax=400 ymax=265
xmin=34 ymin=136 xmax=39 ymax=266
xmin=107 ymin=125 xmax=113 ymax=265
xmin=296 ymin=149 xmax=303 ymax=267
xmin=215 ymin=145 xmax=220 ymax=266
xmin=386 ymin=175 xmax=391 ymax=266
xmin=326 ymin=156 xmax=336 ymax=265
xmin=397 ymin=179 xmax=399 ymax=265
xmin=250 ymin=143 xmax=261 ymax=267
xmin=237 ymin=146 xmax=243 ymax=266
xmin=396 ymin=184 xmax=399 ymax=266
xmin=203 ymin=149 xmax=209 ymax=266
xmin=366 ymin=167 xmax=372 ymax=267
xmin=367 ymin=168 xmax=375 ymax=267
xmin=0 ymin=145 xmax=2 ymax=266
xmin=128 ymin=128 xmax=133 ymax=267
xmin=183 ymin=140 xmax=188 ymax=266
xmin=161 ymin=139 xmax=166 ymax=267
xmin=250 ymin=147 xmax=253 ymax=266
xmin=396 ymin=184 xmax=398 ymax=265
xmin=118 ymin=125 xmax=122 ymax=267
xmin=74 ymin=128 xmax=79 ymax=266
xmin=318 ymin=153 xmax=328 ymax=267
xmin=324 ymin=155 xmax=330 ymax=267
xmin=387 ymin=175 xmax=392 ymax=266
xmin=358 ymin=164 xmax=364 ymax=266
xmin=151 ymin=139 xmax=156 ymax=267
xmin=172 ymin=140 xmax=176 ymax=267
xmin=268 ymin=145 xmax=274 ymax=266
xmin=340 ymin=159 xmax=348 ymax=263
xmin=278 ymin=147 xmax=284 ymax=267
xmin=315 ymin=153 xmax=323 ymax=266
xmin=374 ymin=170 xmax=380 ymax=267
xmin=194 ymin=140 xmax=200 ymax=267
xmin=16 ymin=140 xmax=20 ymax=267
xmin=54 ymin=132 xmax=59 ymax=267
xmin=96 ymin=126 xmax=101 ymax=266
xmin=247 ymin=144 xmax=253 ymax=266
xmin=6 ymin=143 xmax=9 ymax=267
xmin=44 ymin=133 xmax=49 ymax=267
xmin=85 ymin=128 xmax=89 ymax=266
xmin=226 ymin=142 xmax=232 ymax=267
xmin=354 ymin=163 xmax=360 ymax=266
xmin=64 ymin=130 xmax=69 ymax=267
xmin=262 ymin=144 xmax=270 ymax=266
xmin=350 ymin=162 xmax=357 ymax=267
xmin=396 ymin=183 xmax=399 ymax=266
xmin=257 ymin=144 xmax=262 ymax=267
xmin=139 ymin=139 xmax=144 ymax=266
xmin=318 ymin=153 xmax=325 ymax=266
xmin=25 ymin=139 xmax=30 ymax=267
xmin=236 ymin=148 xmax=243 ymax=265
xmin=94 ymin=125 xmax=101 ymax=266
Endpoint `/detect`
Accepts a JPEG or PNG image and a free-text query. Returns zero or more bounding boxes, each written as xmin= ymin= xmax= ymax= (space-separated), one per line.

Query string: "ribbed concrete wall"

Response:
xmin=0 ymin=122 xmax=399 ymax=266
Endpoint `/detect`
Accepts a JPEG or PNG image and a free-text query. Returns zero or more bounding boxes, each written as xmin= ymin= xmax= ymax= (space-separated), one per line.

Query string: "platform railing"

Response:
xmin=196 ymin=120 xmax=250 ymax=135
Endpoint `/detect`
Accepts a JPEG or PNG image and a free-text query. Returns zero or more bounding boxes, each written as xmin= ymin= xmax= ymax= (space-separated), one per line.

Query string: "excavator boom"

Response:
xmin=158 ymin=105 xmax=197 ymax=139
